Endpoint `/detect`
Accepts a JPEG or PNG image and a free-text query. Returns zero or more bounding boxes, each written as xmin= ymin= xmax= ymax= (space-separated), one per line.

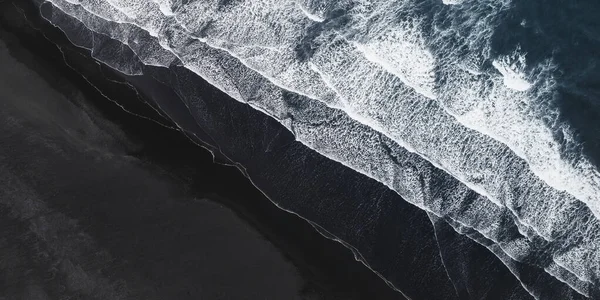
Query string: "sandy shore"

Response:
xmin=0 ymin=3 xmax=407 ymax=299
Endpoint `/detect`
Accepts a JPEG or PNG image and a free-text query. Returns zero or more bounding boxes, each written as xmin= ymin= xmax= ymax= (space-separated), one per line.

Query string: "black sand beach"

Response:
xmin=0 ymin=1 xmax=533 ymax=299
xmin=0 ymin=3 xmax=407 ymax=299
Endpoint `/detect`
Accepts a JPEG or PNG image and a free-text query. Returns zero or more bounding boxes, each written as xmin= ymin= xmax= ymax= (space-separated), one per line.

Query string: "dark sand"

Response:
xmin=0 ymin=35 xmax=303 ymax=300
xmin=0 ymin=4 xmax=406 ymax=299
xmin=0 ymin=1 xmax=539 ymax=299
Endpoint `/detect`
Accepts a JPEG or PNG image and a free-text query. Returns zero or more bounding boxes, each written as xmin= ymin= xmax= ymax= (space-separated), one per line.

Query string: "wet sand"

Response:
xmin=0 ymin=1 xmax=535 ymax=298
xmin=0 ymin=4 xmax=406 ymax=299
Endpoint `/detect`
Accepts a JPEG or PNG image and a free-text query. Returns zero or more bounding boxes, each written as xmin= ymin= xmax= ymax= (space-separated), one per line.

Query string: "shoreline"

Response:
xmin=0 ymin=3 xmax=406 ymax=299
xmin=0 ymin=1 xmax=539 ymax=299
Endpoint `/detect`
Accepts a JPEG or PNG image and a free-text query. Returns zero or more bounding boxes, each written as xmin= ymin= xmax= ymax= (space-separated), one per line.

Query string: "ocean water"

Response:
xmin=22 ymin=0 xmax=600 ymax=298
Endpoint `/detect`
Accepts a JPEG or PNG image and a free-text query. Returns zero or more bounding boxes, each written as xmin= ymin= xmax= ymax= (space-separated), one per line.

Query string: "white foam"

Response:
xmin=491 ymin=49 xmax=532 ymax=92
xmin=151 ymin=0 xmax=175 ymax=16
xmin=296 ymin=3 xmax=325 ymax=22
xmin=442 ymin=0 xmax=465 ymax=5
